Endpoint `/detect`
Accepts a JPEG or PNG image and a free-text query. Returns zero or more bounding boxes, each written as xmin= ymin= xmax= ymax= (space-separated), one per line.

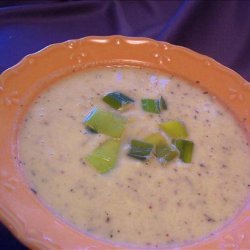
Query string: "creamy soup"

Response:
xmin=19 ymin=67 xmax=250 ymax=248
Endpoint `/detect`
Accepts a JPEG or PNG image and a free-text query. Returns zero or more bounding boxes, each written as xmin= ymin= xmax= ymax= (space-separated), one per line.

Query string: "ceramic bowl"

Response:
xmin=0 ymin=36 xmax=249 ymax=249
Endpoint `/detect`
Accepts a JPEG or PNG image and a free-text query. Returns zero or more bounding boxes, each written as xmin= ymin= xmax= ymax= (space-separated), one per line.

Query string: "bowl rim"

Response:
xmin=0 ymin=35 xmax=249 ymax=250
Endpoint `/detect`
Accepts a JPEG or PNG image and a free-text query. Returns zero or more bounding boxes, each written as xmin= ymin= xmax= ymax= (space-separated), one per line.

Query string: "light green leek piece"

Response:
xmin=156 ymin=143 xmax=179 ymax=162
xmin=83 ymin=107 xmax=126 ymax=138
xmin=144 ymin=133 xmax=178 ymax=162
xmin=144 ymin=132 xmax=166 ymax=145
xmin=86 ymin=139 xmax=121 ymax=173
xmin=173 ymin=139 xmax=194 ymax=163
xmin=160 ymin=120 xmax=188 ymax=139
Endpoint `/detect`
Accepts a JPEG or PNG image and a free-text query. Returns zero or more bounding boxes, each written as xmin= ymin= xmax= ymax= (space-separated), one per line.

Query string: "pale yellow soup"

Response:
xmin=19 ymin=67 xmax=250 ymax=248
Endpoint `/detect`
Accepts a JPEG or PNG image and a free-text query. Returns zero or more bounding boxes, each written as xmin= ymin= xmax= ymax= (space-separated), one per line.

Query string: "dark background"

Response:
xmin=0 ymin=1 xmax=249 ymax=249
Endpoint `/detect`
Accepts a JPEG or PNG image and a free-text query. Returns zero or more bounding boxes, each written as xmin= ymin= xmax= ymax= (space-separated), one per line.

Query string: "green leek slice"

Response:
xmin=103 ymin=92 xmax=134 ymax=110
xmin=141 ymin=99 xmax=160 ymax=113
xmin=128 ymin=140 xmax=153 ymax=161
xmin=173 ymin=139 xmax=194 ymax=163
xmin=144 ymin=133 xmax=166 ymax=145
xmin=83 ymin=107 xmax=126 ymax=138
xmin=144 ymin=133 xmax=178 ymax=162
xmin=156 ymin=143 xmax=179 ymax=162
xmin=160 ymin=120 xmax=188 ymax=138
xmin=160 ymin=96 xmax=167 ymax=110
xmin=141 ymin=96 xmax=167 ymax=114
xmin=86 ymin=139 xmax=121 ymax=174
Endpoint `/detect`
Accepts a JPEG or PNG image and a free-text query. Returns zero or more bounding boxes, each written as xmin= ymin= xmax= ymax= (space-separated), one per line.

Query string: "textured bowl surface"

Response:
xmin=0 ymin=36 xmax=249 ymax=250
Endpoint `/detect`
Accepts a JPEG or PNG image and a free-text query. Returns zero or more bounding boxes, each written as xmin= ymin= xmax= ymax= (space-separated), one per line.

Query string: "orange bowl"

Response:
xmin=0 ymin=36 xmax=249 ymax=249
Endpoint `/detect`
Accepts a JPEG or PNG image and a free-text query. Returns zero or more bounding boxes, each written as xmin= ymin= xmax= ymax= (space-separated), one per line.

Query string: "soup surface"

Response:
xmin=19 ymin=67 xmax=250 ymax=248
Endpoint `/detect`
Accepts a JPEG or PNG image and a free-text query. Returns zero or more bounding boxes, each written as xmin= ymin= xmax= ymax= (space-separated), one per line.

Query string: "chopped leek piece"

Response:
xmin=144 ymin=133 xmax=166 ymax=145
xmin=160 ymin=96 xmax=167 ymax=110
xmin=160 ymin=120 xmax=188 ymax=139
xmin=141 ymin=99 xmax=161 ymax=113
xmin=173 ymin=139 xmax=194 ymax=163
xmin=83 ymin=107 xmax=126 ymax=138
xmin=128 ymin=140 xmax=153 ymax=161
xmin=155 ymin=143 xmax=170 ymax=158
xmin=141 ymin=96 xmax=167 ymax=114
xmin=103 ymin=92 xmax=134 ymax=110
xmin=144 ymin=133 xmax=177 ymax=162
xmin=86 ymin=139 xmax=121 ymax=174
xmin=156 ymin=143 xmax=179 ymax=162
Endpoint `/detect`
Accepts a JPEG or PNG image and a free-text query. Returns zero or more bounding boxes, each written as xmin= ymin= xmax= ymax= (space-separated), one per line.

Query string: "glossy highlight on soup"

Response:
xmin=18 ymin=66 xmax=250 ymax=248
